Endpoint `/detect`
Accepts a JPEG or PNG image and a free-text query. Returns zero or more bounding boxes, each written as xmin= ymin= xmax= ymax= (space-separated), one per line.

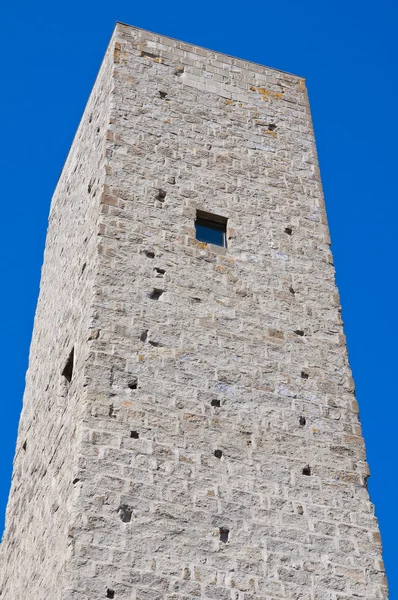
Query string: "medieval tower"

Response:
xmin=0 ymin=22 xmax=388 ymax=600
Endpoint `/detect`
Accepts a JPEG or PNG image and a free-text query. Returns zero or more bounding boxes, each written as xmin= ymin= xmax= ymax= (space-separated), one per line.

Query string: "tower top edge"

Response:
xmin=113 ymin=21 xmax=306 ymax=81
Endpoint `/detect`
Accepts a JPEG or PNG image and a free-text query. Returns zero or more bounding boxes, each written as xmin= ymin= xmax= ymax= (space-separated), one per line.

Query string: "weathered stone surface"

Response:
xmin=0 ymin=22 xmax=388 ymax=600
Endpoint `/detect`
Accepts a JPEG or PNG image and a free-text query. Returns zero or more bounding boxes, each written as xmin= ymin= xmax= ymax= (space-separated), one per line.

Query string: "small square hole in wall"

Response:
xmin=149 ymin=288 xmax=164 ymax=301
xmin=219 ymin=527 xmax=229 ymax=543
xmin=195 ymin=210 xmax=227 ymax=248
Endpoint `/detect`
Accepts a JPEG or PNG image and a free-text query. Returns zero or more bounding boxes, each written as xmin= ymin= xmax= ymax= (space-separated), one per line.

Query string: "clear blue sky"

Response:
xmin=1 ymin=0 xmax=396 ymax=594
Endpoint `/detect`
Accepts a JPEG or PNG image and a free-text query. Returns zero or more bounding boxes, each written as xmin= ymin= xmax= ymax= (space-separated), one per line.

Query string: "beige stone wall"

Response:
xmin=0 ymin=33 xmax=115 ymax=600
xmin=0 ymin=23 xmax=388 ymax=600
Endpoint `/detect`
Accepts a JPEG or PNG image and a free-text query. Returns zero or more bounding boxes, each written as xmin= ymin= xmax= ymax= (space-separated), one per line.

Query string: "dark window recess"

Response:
xmin=214 ymin=449 xmax=223 ymax=459
xmin=211 ymin=399 xmax=221 ymax=407
xmin=106 ymin=590 xmax=115 ymax=599
xmin=62 ymin=347 xmax=74 ymax=383
xmin=195 ymin=210 xmax=227 ymax=247
xmin=302 ymin=465 xmax=311 ymax=476
xmin=130 ymin=431 xmax=139 ymax=439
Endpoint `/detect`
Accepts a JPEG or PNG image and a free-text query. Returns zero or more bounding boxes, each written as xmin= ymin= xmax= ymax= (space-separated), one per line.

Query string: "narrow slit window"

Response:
xmin=62 ymin=347 xmax=74 ymax=383
xmin=195 ymin=210 xmax=227 ymax=248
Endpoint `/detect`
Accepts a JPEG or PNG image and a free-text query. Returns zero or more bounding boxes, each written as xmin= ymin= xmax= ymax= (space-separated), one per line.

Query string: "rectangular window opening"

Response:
xmin=195 ymin=210 xmax=227 ymax=248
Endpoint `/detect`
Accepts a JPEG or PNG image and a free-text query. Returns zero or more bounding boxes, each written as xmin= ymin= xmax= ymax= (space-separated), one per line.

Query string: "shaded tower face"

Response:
xmin=0 ymin=23 xmax=388 ymax=600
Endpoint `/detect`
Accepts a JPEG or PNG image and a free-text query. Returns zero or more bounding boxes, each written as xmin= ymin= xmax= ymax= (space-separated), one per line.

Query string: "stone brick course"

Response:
xmin=0 ymin=22 xmax=388 ymax=600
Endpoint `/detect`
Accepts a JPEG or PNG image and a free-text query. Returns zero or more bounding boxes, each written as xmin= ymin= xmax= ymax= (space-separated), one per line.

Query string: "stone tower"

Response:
xmin=0 ymin=22 xmax=388 ymax=600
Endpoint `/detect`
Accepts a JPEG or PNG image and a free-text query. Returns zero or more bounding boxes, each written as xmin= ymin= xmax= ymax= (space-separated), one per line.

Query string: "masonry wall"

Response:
xmin=1 ymin=22 xmax=388 ymax=600
xmin=0 ymin=36 xmax=114 ymax=599
xmin=69 ymin=24 xmax=387 ymax=600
